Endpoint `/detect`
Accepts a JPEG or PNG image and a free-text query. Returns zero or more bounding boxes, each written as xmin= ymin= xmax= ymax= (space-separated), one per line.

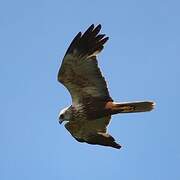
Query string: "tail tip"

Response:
xmin=149 ymin=101 xmax=156 ymax=111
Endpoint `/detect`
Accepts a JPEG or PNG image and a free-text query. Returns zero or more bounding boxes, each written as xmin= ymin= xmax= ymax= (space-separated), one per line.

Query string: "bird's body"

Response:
xmin=57 ymin=24 xmax=155 ymax=149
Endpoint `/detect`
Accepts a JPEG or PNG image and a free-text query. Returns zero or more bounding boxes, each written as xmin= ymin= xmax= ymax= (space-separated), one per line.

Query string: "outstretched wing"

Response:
xmin=58 ymin=24 xmax=112 ymax=105
xmin=65 ymin=116 xmax=121 ymax=149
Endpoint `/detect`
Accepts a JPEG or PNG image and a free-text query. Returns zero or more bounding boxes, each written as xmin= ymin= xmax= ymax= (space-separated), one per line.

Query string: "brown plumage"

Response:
xmin=57 ymin=24 xmax=155 ymax=149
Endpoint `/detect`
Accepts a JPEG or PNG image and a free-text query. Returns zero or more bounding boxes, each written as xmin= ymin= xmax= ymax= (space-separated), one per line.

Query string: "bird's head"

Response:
xmin=58 ymin=106 xmax=72 ymax=124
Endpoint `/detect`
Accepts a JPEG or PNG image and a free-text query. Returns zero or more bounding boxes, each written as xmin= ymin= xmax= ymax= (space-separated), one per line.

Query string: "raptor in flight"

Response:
xmin=57 ymin=24 xmax=154 ymax=149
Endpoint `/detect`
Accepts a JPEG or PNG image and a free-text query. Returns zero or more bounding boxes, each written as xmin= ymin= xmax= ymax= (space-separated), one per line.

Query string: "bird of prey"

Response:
xmin=57 ymin=24 xmax=155 ymax=149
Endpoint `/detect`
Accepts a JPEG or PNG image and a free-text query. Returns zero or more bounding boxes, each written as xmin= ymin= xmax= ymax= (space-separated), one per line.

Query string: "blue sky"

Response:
xmin=1 ymin=0 xmax=180 ymax=179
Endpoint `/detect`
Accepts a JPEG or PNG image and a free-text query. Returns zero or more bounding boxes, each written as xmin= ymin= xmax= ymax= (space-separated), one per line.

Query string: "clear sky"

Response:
xmin=1 ymin=0 xmax=180 ymax=179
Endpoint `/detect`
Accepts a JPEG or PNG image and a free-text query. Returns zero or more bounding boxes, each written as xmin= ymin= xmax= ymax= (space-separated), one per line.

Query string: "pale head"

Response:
xmin=58 ymin=106 xmax=72 ymax=124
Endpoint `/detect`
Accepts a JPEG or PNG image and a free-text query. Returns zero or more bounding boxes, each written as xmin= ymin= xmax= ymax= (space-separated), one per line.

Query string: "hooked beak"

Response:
xmin=59 ymin=119 xmax=63 ymax=124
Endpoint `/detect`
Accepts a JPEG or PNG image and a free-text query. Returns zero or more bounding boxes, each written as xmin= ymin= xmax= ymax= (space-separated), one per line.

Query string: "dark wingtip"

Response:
xmin=113 ymin=143 xmax=121 ymax=149
xmin=96 ymin=24 xmax=102 ymax=30
xmin=77 ymin=31 xmax=82 ymax=35
xmin=100 ymin=37 xmax=109 ymax=45
xmin=88 ymin=24 xmax=95 ymax=31
xmin=76 ymin=32 xmax=82 ymax=39
xmin=64 ymin=31 xmax=82 ymax=56
xmin=65 ymin=23 xmax=108 ymax=57
xmin=95 ymin=24 xmax=102 ymax=31
xmin=96 ymin=34 xmax=106 ymax=41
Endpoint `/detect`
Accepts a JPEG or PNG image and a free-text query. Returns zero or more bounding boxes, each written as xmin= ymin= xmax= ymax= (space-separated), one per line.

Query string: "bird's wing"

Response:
xmin=58 ymin=24 xmax=112 ymax=105
xmin=85 ymin=132 xmax=121 ymax=149
xmin=65 ymin=116 xmax=121 ymax=149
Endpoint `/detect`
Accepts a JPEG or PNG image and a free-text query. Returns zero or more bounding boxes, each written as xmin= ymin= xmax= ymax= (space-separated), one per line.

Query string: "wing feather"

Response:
xmin=58 ymin=24 xmax=112 ymax=105
xmin=65 ymin=116 xmax=121 ymax=149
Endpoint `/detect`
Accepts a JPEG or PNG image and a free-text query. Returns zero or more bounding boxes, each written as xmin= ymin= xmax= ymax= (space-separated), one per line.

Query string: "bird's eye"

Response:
xmin=60 ymin=114 xmax=64 ymax=119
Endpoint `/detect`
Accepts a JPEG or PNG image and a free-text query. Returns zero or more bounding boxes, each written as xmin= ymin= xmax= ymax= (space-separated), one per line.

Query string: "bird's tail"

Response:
xmin=106 ymin=101 xmax=155 ymax=115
